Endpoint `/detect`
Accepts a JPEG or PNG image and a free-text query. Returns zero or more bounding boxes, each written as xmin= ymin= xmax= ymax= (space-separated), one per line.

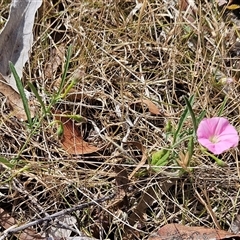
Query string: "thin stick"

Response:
xmin=0 ymin=193 xmax=115 ymax=240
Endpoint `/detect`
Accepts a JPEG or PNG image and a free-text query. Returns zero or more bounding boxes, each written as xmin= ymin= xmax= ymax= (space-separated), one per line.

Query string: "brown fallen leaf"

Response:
xmin=0 ymin=208 xmax=44 ymax=239
xmin=148 ymin=223 xmax=239 ymax=240
xmin=131 ymin=99 xmax=162 ymax=115
xmin=55 ymin=115 xmax=99 ymax=155
xmin=0 ymin=74 xmax=35 ymax=121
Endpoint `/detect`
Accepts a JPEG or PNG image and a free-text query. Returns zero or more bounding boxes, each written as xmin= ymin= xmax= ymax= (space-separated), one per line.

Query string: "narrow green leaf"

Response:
xmin=164 ymin=120 xmax=172 ymax=133
xmin=53 ymin=114 xmax=86 ymax=122
xmin=196 ymin=110 xmax=206 ymax=125
xmin=57 ymin=123 xmax=64 ymax=136
xmin=151 ymin=149 xmax=170 ymax=166
xmin=9 ymin=62 xmax=32 ymax=127
xmin=218 ymin=95 xmax=228 ymax=117
xmin=173 ymin=95 xmax=194 ymax=144
xmin=151 ymin=150 xmax=170 ymax=172
xmin=184 ymin=96 xmax=197 ymax=134
xmin=57 ymin=45 xmax=72 ymax=97
xmin=151 ymin=149 xmax=168 ymax=165
xmin=60 ymin=77 xmax=77 ymax=99
xmin=0 ymin=157 xmax=15 ymax=169
xmin=65 ymin=115 xmax=85 ymax=122
xmin=187 ymin=136 xmax=194 ymax=162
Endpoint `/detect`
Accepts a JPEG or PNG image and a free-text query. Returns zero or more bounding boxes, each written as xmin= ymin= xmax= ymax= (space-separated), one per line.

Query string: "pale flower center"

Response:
xmin=209 ymin=135 xmax=219 ymax=143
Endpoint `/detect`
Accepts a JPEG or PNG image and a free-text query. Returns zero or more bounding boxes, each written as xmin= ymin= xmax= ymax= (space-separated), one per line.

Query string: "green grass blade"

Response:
xmin=184 ymin=96 xmax=197 ymax=134
xmin=57 ymin=45 xmax=72 ymax=97
xmin=187 ymin=136 xmax=194 ymax=161
xmin=218 ymin=95 xmax=228 ymax=116
xmin=196 ymin=110 xmax=206 ymax=125
xmin=173 ymin=95 xmax=194 ymax=144
xmin=9 ymin=62 xmax=32 ymax=127
xmin=0 ymin=157 xmax=15 ymax=169
xmin=60 ymin=77 xmax=77 ymax=99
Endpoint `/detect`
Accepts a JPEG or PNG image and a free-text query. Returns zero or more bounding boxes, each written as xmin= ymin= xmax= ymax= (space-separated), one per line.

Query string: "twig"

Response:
xmin=0 ymin=193 xmax=115 ymax=240
xmin=12 ymin=179 xmax=79 ymax=235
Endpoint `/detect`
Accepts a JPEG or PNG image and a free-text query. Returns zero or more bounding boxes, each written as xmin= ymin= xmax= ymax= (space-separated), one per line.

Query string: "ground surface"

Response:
xmin=1 ymin=0 xmax=240 ymax=239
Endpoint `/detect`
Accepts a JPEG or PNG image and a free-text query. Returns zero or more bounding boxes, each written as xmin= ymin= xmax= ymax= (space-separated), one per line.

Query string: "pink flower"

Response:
xmin=197 ymin=117 xmax=239 ymax=154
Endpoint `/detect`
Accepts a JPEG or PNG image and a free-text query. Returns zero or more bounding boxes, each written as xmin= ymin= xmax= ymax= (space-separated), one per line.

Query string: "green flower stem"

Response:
xmin=201 ymin=148 xmax=227 ymax=167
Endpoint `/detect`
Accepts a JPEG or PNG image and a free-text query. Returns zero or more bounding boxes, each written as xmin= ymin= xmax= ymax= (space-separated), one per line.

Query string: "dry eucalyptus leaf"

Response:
xmin=55 ymin=115 xmax=99 ymax=155
xmin=148 ymin=224 xmax=240 ymax=240
xmin=0 ymin=0 xmax=42 ymax=92
xmin=0 ymin=73 xmax=35 ymax=120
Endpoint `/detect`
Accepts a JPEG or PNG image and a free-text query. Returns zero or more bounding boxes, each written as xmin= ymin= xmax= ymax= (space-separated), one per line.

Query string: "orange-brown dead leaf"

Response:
xmin=132 ymin=99 xmax=162 ymax=115
xmin=0 ymin=208 xmax=44 ymax=239
xmin=148 ymin=223 xmax=239 ymax=240
xmin=55 ymin=115 xmax=99 ymax=155
xmin=0 ymin=74 xmax=35 ymax=121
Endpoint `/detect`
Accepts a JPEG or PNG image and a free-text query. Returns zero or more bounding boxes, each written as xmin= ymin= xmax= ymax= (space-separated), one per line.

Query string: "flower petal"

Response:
xmin=197 ymin=117 xmax=239 ymax=154
xmin=213 ymin=117 xmax=231 ymax=135
xmin=197 ymin=118 xmax=214 ymax=139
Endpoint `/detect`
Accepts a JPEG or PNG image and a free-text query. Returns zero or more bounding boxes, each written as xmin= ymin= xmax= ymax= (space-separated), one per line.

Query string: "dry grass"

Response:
xmin=1 ymin=0 xmax=240 ymax=239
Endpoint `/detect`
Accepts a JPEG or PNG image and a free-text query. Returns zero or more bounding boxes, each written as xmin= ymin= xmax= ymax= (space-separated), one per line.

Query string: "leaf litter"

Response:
xmin=54 ymin=114 xmax=100 ymax=155
xmin=1 ymin=0 xmax=240 ymax=239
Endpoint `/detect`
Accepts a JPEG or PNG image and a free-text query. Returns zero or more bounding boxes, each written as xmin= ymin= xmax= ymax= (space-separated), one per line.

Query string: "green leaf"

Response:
xmin=173 ymin=95 xmax=194 ymax=144
xmin=164 ymin=120 xmax=172 ymax=133
xmin=9 ymin=62 xmax=32 ymax=127
xmin=53 ymin=114 xmax=86 ymax=122
xmin=60 ymin=77 xmax=77 ymax=99
xmin=0 ymin=157 xmax=15 ymax=169
xmin=187 ymin=136 xmax=194 ymax=162
xmin=151 ymin=149 xmax=168 ymax=165
xmin=57 ymin=123 xmax=64 ymax=137
xmin=196 ymin=110 xmax=206 ymax=125
xmin=218 ymin=95 xmax=228 ymax=117
xmin=184 ymin=96 xmax=197 ymax=134
xmin=151 ymin=149 xmax=170 ymax=170
xmin=57 ymin=45 xmax=72 ymax=97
